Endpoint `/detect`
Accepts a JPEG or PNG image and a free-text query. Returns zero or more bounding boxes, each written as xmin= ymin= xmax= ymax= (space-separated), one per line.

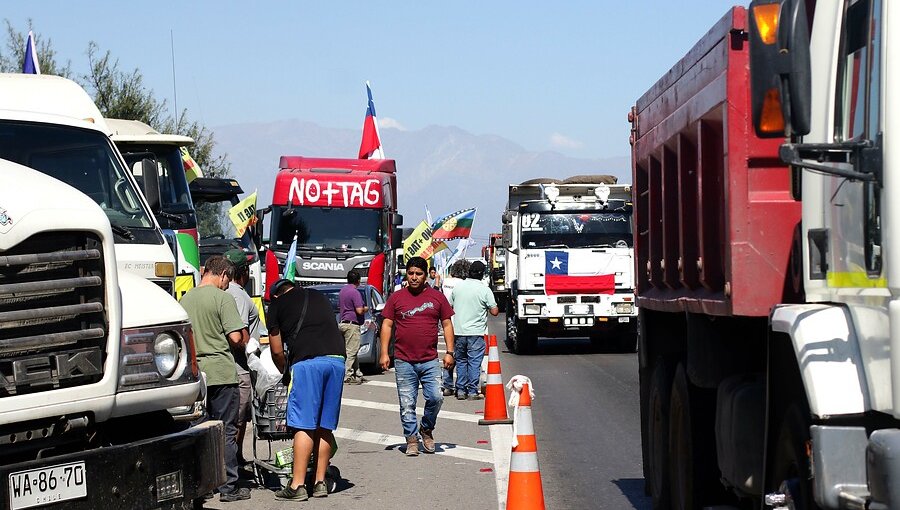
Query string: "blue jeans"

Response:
xmin=442 ymin=366 xmax=455 ymax=391
xmin=394 ymin=358 xmax=444 ymax=438
xmin=454 ymin=335 xmax=486 ymax=396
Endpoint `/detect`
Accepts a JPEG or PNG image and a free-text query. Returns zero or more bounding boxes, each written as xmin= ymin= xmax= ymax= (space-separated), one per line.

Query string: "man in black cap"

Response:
xmin=447 ymin=260 xmax=498 ymax=400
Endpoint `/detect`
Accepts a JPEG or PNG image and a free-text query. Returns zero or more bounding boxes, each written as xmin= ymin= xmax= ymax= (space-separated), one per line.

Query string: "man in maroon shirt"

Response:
xmin=379 ymin=256 xmax=455 ymax=456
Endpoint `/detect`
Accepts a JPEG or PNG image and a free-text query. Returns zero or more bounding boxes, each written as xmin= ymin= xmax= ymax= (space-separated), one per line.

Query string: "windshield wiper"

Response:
xmin=156 ymin=211 xmax=186 ymax=224
xmin=534 ymin=244 xmax=569 ymax=249
xmin=111 ymin=224 xmax=135 ymax=240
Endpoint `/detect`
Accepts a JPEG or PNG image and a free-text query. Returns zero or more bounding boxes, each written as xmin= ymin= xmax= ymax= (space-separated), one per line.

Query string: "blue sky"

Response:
xmin=6 ymin=1 xmax=739 ymax=159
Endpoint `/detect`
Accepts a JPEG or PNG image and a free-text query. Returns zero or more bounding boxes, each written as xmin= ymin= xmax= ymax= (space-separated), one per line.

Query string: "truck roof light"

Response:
xmin=594 ymin=184 xmax=611 ymax=204
xmin=759 ymin=88 xmax=786 ymax=134
xmin=544 ymin=185 xmax=560 ymax=202
xmin=752 ymin=3 xmax=780 ymax=45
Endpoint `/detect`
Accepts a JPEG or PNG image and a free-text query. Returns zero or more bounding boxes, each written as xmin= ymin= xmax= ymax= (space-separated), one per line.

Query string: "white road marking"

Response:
xmin=341 ymin=398 xmax=481 ymax=423
xmin=333 ymin=427 xmax=494 ymax=464
xmin=361 ymin=380 xmax=396 ymax=389
xmin=489 ymin=424 xmax=513 ymax=510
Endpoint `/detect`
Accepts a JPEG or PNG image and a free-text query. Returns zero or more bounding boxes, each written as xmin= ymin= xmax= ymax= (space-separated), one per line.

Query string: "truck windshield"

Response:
xmin=270 ymin=206 xmax=383 ymax=252
xmin=520 ymin=211 xmax=633 ymax=248
xmin=121 ymin=145 xmax=195 ymax=215
xmin=0 ymin=121 xmax=155 ymax=234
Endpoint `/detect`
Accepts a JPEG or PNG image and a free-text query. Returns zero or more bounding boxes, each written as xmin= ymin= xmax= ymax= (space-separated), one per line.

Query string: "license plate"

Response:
xmin=8 ymin=462 xmax=87 ymax=510
xmin=527 ymin=318 xmax=539 ymax=324
xmin=618 ymin=317 xmax=630 ymax=323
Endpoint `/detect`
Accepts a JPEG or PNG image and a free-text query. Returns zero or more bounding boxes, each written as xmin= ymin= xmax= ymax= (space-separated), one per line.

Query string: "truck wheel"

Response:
xmin=616 ymin=323 xmax=638 ymax=353
xmin=515 ymin=321 xmax=538 ymax=354
xmin=647 ymin=357 xmax=673 ymax=509
xmin=505 ymin=311 xmax=518 ymax=352
xmin=668 ymin=363 xmax=728 ymax=509
xmin=767 ymin=404 xmax=817 ymax=510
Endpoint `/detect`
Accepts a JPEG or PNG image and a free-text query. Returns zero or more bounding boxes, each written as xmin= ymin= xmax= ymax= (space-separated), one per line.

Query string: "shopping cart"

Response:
xmin=249 ymin=382 xmax=340 ymax=493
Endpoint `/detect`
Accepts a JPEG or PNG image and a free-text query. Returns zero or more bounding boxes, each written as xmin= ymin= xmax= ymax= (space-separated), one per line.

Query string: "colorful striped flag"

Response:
xmin=23 ymin=31 xmax=40 ymax=75
xmin=282 ymin=236 xmax=298 ymax=280
xmin=357 ymin=81 xmax=384 ymax=160
xmin=431 ymin=208 xmax=476 ymax=241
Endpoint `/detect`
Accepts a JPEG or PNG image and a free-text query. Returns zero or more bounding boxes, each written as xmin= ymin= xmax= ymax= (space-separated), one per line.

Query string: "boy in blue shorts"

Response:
xmin=266 ymin=279 xmax=346 ymax=501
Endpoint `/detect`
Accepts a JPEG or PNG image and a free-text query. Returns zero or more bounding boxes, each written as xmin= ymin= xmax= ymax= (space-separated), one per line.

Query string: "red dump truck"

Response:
xmin=633 ymin=2 xmax=900 ymax=509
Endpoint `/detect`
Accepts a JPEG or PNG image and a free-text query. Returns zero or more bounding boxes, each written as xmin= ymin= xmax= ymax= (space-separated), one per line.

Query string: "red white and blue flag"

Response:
xmin=357 ymin=81 xmax=384 ymax=160
xmin=544 ymin=250 xmax=615 ymax=295
xmin=23 ymin=31 xmax=40 ymax=75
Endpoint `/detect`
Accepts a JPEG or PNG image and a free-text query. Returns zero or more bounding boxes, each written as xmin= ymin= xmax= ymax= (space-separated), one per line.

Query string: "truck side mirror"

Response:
xmin=748 ymin=0 xmax=812 ymax=138
xmin=391 ymin=227 xmax=403 ymax=250
xmin=140 ymin=158 xmax=161 ymax=212
xmin=392 ymin=213 xmax=404 ymax=226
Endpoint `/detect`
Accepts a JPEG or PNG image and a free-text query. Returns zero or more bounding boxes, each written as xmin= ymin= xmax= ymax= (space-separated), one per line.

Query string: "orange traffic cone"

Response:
xmin=506 ymin=379 xmax=545 ymax=510
xmin=478 ymin=334 xmax=513 ymax=425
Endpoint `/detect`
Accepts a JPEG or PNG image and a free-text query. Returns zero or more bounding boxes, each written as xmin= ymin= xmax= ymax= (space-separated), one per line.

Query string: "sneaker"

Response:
xmin=420 ymin=428 xmax=436 ymax=453
xmin=405 ymin=435 xmax=419 ymax=456
xmin=274 ymin=483 xmax=308 ymax=501
xmin=468 ymin=393 xmax=485 ymax=401
xmin=456 ymin=393 xmax=466 ymax=400
xmin=219 ymin=487 xmax=251 ymax=502
xmin=311 ymin=480 xmax=328 ymax=498
xmin=441 ymin=388 xmax=454 ymax=397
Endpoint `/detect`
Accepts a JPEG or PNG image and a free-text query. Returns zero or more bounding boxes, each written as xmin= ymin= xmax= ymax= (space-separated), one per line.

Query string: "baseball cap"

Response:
xmin=223 ymin=249 xmax=249 ymax=269
xmin=469 ymin=260 xmax=486 ymax=275
xmin=269 ymin=278 xmax=295 ymax=298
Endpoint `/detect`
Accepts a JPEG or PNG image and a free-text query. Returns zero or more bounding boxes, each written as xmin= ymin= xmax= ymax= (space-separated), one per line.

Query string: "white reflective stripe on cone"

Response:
xmin=488 ymin=347 xmax=500 ymax=361
xmin=514 ymin=408 xmax=534 ymax=434
xmin=509 ymin=451 xmax=540 ymax=472
xmin=487 ymin=373 xmax=503 ymax=384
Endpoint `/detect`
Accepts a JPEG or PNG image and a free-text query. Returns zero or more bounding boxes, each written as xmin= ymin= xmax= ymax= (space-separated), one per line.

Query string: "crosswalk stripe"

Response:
xmin=333 ymin=427 xmax=493 ymax=464
xmin=360 ymin=380 xmax=396 ymax=389
xmin=341 ymin=398 xmax=482 ymax=423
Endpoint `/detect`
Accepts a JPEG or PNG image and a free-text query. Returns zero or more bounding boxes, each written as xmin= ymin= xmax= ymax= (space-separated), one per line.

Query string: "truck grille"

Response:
xmin=0 ymin=232 xmax=107 ymax=397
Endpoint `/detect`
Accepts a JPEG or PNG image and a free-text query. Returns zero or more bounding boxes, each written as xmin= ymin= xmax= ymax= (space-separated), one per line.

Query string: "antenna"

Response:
xmin=170 ymin=30 xmax=178 ymax=126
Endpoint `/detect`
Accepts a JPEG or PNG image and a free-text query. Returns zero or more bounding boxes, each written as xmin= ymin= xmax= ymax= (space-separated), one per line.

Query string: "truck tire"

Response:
xmin=767 ymin=404 xmax=817 ymax=510
xmin=506 ymin=315 xmax=537 ymax=354
xmin=647 ymin=357 xmax=673 ymax=509
xmin=505 ymin=310 xmax=518 ymax=352
xmin=668 ymin=363 xmax=729 ymax=509
xmin=615 ymin=322 xmax=638 ymax=353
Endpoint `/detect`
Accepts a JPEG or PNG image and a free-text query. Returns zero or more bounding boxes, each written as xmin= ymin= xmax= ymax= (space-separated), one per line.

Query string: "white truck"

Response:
xmin=501 ymin=176 xmax=638 ymax=354
xmin=0 ymin=74 xmax=223 ymax=508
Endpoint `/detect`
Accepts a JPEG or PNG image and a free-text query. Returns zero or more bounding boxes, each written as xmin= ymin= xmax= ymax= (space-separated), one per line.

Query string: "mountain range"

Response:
xmin=212 ymin=120 xmax=630 ymax=245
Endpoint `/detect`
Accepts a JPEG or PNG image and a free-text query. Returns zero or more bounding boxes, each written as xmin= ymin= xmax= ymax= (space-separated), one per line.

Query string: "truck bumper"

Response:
xmin=1 ymin=420 xmax=224 ymax=510
xmin=522 ymin=315 xmax=636 ymax=337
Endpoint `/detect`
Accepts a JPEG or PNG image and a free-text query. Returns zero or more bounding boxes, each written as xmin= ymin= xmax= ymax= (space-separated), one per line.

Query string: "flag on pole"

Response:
xmin=544 ymin=250 xmax=615 ymax=295
xmin=180 ymin=147 xmax=204 ymax=182
xmin=23 ymin=31 xmax=40 ymax=75
xmin=227 ymin=191 xmax=258 ymax=236
xmin=357 ymin=81 xmax=384 ymax=160
xmin=446 ymin=238 xmax=477 ymax=267
xmin=431 ymin=208 xmax=476 ymax=241
xmin=282 ymin=236 xmax=298 ymax=280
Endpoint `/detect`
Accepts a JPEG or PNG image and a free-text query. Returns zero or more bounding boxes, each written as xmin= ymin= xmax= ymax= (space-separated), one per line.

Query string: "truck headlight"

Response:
xmin=524 ymin=304 xmax=542 ymax=315
xmin=154 ymin=333 xmax=181 ymax=378
xmin=615 ymin=303 xmax=634 ymax=314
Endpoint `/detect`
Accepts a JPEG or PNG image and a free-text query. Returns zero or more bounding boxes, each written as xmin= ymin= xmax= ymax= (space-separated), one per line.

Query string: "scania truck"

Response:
xmin=632 ymin=3 xmax=900 ymax=508
xmin=0 ymin=161 xmax=223 ymax=509
xmin=501 ymin=176 xmax=637 ymax=354
xmin=266 ymin=157 xmax=402 ymax=295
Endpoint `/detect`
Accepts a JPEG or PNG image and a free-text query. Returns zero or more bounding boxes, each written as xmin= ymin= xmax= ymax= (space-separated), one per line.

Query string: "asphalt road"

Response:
xmin=199 ymin=313 xmax=649 ymax=510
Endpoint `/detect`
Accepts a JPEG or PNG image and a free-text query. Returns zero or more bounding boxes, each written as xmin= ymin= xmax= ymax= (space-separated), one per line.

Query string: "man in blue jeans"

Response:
xmin=379 ymin=257 xmax=455 ymax=456
xmin=448 ymin=261 xmax=499 ymax=400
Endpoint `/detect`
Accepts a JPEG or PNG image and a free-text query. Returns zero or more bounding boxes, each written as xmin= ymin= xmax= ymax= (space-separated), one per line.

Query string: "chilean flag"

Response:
xmin=23 ymin=31 xmax=41 ymax=75
xmin=545 ymin=250 xmax=615 ymax=295
xmin=357 ymin=81 xmax=384 ymax=160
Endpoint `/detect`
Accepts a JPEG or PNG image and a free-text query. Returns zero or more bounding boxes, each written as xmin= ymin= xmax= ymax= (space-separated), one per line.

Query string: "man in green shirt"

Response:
xmin=180 ymin=255 xmax=249 ymax=502
xmin=448 ymin=261 xmax=499 ymax=400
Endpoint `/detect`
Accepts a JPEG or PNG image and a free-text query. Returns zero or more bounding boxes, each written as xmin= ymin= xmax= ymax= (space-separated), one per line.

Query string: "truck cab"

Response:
xmin=502 ymin=178 xmax=638 ymax=354
xmin=0 ymin=75 xmax=177 ymax=296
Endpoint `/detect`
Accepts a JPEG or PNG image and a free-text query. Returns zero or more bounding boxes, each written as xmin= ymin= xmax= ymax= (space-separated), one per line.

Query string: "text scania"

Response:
xmin=288 ymin=177 xmax=381 ymax=207
xmin=301 ymin=262 xmax=346 ymax=271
